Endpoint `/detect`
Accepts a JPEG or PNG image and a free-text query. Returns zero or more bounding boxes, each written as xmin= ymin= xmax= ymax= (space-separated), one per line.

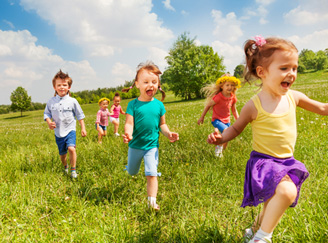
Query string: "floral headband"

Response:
xmin=98 ymin=97 xmax=110 ymax=105
xmin=252 ymin=35 xmax=266 ymax=49
xmin=216 ymin=76 xmax=241 ymax=88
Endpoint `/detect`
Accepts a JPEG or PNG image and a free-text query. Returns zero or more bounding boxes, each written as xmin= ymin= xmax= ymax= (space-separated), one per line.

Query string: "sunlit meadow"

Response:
xmin=0 ymin=71 xmax=327 ymax=242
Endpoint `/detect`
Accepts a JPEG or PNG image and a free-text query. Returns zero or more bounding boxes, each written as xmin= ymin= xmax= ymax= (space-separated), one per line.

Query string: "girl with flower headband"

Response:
xmin=207 ymin=36 xmax=328 ymax=243
xmin=198 ymin=73 xmax=240 ymax=157
xmin=95 ymin=97 xmax=113 ymax=143
xmin=122 ymin=60 xmax=179 ymax=211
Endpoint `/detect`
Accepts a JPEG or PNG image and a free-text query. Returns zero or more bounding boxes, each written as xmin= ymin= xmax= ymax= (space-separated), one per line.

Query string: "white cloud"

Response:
xmin=3 ymin=20 xmax=15 ymax=29
xmin=284 ymin=0 xmax=328 ymax=27
xmin=212 ymin=10 xmax=243 ymax=42
xmin=0 ymin=30 xmax=99 ymax=104
xmin=288 ymin=29 xmax=328 ymax=52
xmin=242 ymin=0 xmax=275 ymax=25
xmin=181 ymin=10 xmax=188 ymax=16
xmin=162 ymin=0 xmax=175 ymax=11
xmin=211 ymin=41 xmax=244 ymax=73
xmin=147 ymin=47 xmax=169 ymax=70
xmin=20 ymin=0 xmax=174 ymax=57
xmin=111 ymin=62 xmax=135 ymax=84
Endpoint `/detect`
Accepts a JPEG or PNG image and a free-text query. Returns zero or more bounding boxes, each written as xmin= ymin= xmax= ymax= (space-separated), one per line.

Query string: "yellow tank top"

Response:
xmin=251 ymin=92 xmax=296 ymax=158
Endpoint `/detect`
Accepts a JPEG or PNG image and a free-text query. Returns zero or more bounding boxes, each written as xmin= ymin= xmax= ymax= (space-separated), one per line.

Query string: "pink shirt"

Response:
xmin=212 ymin=92 xmax=237 ymax=123
xmin=96 ymin=108 xmax=111 ymax=126
xmin=110 ymin=105 xmax=121 ymax=118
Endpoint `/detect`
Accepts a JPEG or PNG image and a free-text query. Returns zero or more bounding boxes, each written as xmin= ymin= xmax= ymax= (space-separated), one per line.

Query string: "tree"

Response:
xmin=10 ymin=86 xmax=32 ymax=116
xmin=315 ymin=50 xmax=328 ymax=70
xmin=299 ymin=49 xmax=316 ymax=70
xmin=162 ymin=33 xmax=225 ymax=100
xmin=234 ymin=64 xmax=245 ymax=78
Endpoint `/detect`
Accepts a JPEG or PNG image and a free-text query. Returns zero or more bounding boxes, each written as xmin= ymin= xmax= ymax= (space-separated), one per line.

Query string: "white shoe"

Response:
xmin=64 ymin=168 xmax=69 ymax=174
xmin=244 ymin=228 xmax=253 ymax=243
xmin=214 ymin=145 xmax=223 ymax=157
xmin=115 ymin=133 xmax=120 ymax=137
xmin=71 ymin=171 xmax=78 ymax=178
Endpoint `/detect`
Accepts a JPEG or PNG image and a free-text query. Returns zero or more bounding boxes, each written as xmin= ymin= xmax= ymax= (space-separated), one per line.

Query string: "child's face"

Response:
xmin=113 ymin=97 xmax=121 ymax=106
xmin=258 ymin=50 xmax=298 ymax=96
xmin=135 ymin=69 xmax=159 ymax=101
xmin=221 ymin=81 xmax=235 ymax=96
xmin=54 ymin=78 xmax=70 ymax=97
xmin=100 ymin=100 xmax=109 ymax=109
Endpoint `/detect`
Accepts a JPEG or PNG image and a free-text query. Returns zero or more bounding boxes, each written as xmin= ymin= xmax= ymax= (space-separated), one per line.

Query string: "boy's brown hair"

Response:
xmin=52 ymin=70 xmax=72 ymax=96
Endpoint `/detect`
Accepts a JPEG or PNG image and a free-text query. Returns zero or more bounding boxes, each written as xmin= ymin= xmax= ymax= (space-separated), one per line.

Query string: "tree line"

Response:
xmin=3 ymin=33 xmax=327 ymax=116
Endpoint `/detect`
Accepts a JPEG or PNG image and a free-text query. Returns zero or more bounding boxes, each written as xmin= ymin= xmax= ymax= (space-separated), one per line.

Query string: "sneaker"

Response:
xmin=64 ymin=168 xmax=69 ymax=174
xmin=115 ymin=133 xmax=120 ymax=137
xmin=71 ymin=171 xmax=78 ymax=179
xmin=249 ymin=239 xmax=271 ymax=243
xmin=214 ymin=145 xmax=223 ymax=157
xmin=244 ymin=228 xmax=254 ymax=243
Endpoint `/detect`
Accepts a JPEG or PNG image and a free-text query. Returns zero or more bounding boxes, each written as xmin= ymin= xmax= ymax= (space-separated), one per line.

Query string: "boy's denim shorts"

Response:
xmin=126 ymin=147 xmax=161 ymax=177
xmin=211 ymin=119 xmax=230 ymax=133
xmin=55 ymin=131 xmax=76 ymax=155
xmin=95 ymin=123 xmax=107 ymax=131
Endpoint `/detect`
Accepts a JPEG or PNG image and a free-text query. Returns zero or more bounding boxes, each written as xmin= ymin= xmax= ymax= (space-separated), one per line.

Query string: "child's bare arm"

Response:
xmin=120 ymin=107 xmax=126 ymax=115
xmin=198 ymin=100 xmax=216 ymax=125
xmin=79 ymin=119 xmax=87 ymax=137
xmin=160 ymin=115 xmax=179 ymax=143
xmin=292 ymin=90 xmax=328 ymax=115
xmin=231 ymin=103 xmax=239 ymax=120
xmin=123 ymin=114 xmax=134 ymax=143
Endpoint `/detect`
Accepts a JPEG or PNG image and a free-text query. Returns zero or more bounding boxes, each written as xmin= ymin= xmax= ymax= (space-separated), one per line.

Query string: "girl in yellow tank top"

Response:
xmin=207 ymin=36 xmax=328 ymax=243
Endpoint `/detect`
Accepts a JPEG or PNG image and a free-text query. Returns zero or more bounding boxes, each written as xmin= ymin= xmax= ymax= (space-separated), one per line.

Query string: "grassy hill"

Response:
xmin=0 ymin=71 xmax=327 ymax=242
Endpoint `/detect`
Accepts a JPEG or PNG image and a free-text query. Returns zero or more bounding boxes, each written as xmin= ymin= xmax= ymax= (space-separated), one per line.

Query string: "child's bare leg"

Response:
xmin=97 ymin=127 xmax=104 ymax=143
xmin=146 ymin=176 xmax=159 ymax=210
xmin=258 ymin=175 xmax=297 ymax=233
xmin=146 ymin=176 xmax=158 ymax=197
xmin=60 ymin=154 xmax=67 ymax=167
xmin=252 ymin=204 xmax=267 ymax=232
xmin=112 ymin=120 xmax=119 ymax=134
xmin=68 ymin=146 xmax=77 ymax=169
xmin=103 ymin=130 xmax=107 ymax=137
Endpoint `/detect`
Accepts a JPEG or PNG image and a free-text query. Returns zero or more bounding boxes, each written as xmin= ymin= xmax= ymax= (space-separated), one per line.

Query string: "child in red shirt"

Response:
xmin=198 ymin=74 xmax=240 ymax=157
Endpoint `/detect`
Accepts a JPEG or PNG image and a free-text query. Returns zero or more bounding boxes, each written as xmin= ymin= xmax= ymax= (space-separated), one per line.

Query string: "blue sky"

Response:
xmin=0 ymin=0 xmax=327 ymax=104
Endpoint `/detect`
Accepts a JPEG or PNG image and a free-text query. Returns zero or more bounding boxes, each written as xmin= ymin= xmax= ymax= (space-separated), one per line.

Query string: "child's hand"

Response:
xmin=168 ymin=132 xmax=179 ymax=143
xmin=123 ymin=133 xmax=132 ymax=144
xmin=207 ymin=128 xmax=222 ymax=145
xmin=81 ymin=129 xmax=87 ymax=137
xmin=197 ymin=117 xmax=204 ymax=125
xmin=48 ymin=122 xmax=56 ymax=130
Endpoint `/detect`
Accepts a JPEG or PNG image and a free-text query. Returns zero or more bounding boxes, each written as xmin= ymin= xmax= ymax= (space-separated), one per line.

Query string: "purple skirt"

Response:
xmin=241 ymin=151 xmax=309 ymax=208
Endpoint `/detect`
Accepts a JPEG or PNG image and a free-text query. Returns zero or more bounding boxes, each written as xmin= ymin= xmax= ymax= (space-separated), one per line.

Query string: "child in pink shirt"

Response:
xmin=109 ymin=93 xmax=126 ymax=137
xmin=96 ymin=98 xmax=113 ymax=143
xmin=198 ymin=74 xmax=240 ymax=157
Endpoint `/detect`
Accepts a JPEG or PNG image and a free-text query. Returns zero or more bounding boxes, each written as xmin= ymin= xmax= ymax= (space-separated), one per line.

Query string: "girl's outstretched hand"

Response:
xmin=197 ymin=117 xmax=204 ymax=125
xmin=168 ymin=132 xmax=179 ymax=143
xmin=123 ymin=133 xmax=132 ymax=144
xmin=207 ymin=128 xmax=222 ymax=145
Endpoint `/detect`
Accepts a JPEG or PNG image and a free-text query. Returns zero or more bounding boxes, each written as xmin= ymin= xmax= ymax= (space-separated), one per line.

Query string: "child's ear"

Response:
xmin=256 ymin=66 xmax=265 ymax=78
xmin=135 ymin=81 xmax=139 ymax=89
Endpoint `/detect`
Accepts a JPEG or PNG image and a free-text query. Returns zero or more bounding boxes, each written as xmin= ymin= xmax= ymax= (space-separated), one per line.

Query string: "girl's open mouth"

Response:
xmin=281 ymin=81 xmax=291 ymax=88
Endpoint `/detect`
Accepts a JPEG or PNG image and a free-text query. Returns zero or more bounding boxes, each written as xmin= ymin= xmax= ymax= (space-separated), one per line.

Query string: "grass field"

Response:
xmin=0 ymin=71 xmax=328 ymax=242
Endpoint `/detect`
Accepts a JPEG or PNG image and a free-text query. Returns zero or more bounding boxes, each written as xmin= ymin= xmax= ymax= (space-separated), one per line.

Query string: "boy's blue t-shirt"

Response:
xmin=126 ymin=98 xmax=166 ymax=150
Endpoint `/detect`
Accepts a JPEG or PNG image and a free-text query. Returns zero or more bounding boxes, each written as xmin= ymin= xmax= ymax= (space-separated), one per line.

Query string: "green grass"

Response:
xmin=0 ymin=71 xmax=328 ymax=242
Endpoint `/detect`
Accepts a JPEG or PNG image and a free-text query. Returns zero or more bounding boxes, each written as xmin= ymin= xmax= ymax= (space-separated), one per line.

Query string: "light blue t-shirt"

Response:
xmin=126 ymin=98 xmax=166 ymax=150
xmin=44 ymin=94 xmax=85 ymax=138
